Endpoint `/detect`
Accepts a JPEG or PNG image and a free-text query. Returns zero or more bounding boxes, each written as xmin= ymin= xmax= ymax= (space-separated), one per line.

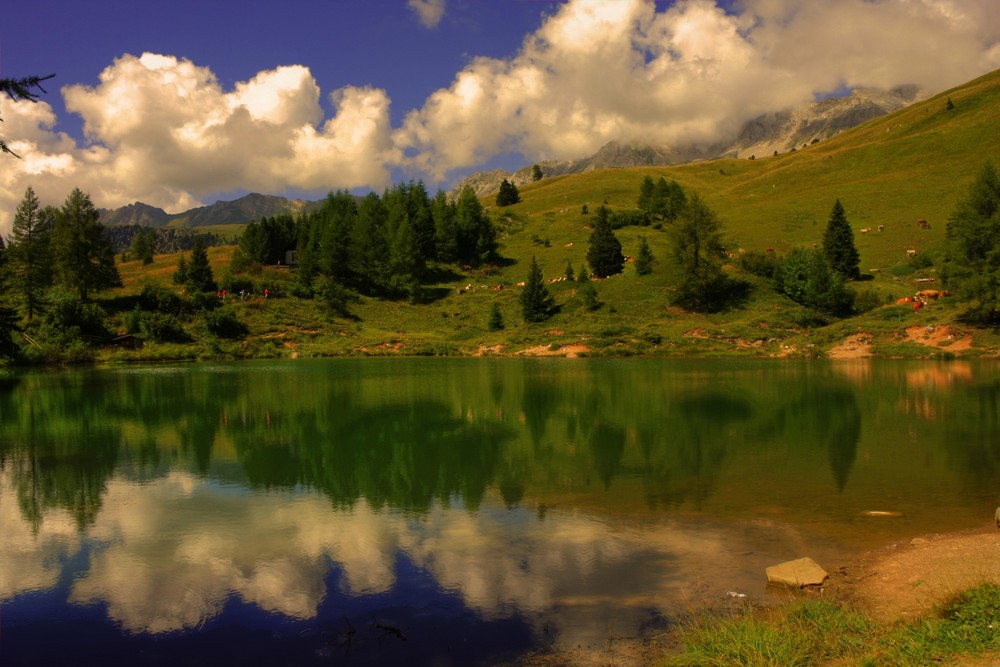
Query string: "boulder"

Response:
xmin=766 ymin=557 xmax=829 ymax=588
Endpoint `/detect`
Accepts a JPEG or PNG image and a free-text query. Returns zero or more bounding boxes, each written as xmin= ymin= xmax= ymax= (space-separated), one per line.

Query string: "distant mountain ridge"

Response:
xmin=455 ymin=85 xmax=925 ymax=198
xmin=99 ymin=193 xmax=321 ymax=229
xmin=99 ymin=86 xmax=925 ymax=227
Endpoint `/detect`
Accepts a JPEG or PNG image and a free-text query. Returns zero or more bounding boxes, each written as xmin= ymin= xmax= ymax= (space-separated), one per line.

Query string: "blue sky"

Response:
xmin=2 ymin=0 xmax=999 ymax=232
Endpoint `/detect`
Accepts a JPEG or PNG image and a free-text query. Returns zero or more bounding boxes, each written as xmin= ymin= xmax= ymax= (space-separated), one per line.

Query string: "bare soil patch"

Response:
xmin=829 ymin=526 xmax=1000 ymax=623
xmin=903 ymin=324 xmax=974 ymax=351
xmin=827 ymin=332 xmax=874 ymax=358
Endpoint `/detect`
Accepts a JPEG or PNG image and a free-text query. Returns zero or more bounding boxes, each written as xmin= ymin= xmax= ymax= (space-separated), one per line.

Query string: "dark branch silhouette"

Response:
xmin=1 ymin=73 xmax=56 ymax=157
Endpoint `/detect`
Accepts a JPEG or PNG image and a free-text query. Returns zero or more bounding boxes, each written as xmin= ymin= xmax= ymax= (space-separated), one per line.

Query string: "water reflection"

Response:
xmin=1 ymin=359 xmax=998 ymax=663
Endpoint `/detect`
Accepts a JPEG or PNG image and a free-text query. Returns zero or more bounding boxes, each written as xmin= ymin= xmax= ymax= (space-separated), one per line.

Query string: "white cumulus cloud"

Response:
xmin=2 ymin=0 xmax=999 ymax=235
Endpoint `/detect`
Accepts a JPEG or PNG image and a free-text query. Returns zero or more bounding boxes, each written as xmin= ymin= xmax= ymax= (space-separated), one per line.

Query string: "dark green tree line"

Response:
xmin=241 ymin=182 xmax=499 ymax=306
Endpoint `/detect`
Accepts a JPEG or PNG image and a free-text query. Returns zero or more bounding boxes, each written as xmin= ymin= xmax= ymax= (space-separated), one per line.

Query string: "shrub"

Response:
xmin=854 ymin=288 xmax=884 ymax=314
xmin=204 ymin=308 xmax=248 ymax=339
xmin=126 ymin=309 xmax=189 ymax=343
xmin=736 ymin=250 xmax=780 ymax=279
xmin=139 ymin=284 xmax=186 ymax=315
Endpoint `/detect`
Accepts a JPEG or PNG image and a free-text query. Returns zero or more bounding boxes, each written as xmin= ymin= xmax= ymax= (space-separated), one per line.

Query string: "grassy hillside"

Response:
xmin=101 ymin=69 xmax=1000 ymax=362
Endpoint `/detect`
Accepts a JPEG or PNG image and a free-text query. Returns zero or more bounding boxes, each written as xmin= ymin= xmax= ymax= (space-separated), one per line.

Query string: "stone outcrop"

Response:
xmin=766 ymin=557 xmax=829 ymax=588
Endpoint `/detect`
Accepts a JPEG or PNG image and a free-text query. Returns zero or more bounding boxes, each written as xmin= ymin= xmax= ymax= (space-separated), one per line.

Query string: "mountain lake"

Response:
xmin=2 ymin=357 xmax=998 ymax=665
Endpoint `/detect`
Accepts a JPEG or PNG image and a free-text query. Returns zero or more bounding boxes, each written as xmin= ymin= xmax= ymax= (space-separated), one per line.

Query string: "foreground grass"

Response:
xmin=667 ymin=583 xmax=1000 ymax=667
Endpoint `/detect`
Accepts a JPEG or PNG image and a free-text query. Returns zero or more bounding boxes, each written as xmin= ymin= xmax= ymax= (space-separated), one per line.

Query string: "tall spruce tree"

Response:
xmin=455 ymin=186 xmax=497 ymax=265
xmin=8 ymin=186 xmax=53 ymax=320
xmin=944 ymin=161 xmax=1000 ymax=321
xmin=520 ymin=256 xmax=555 ymax=322
xmin=51 ymin=188 xmax=121 ymax=300
xmin=669 ymin=193 xmax=729 ymax=311
xmin=185 ymin=235 xmax=216 ymax=293
xmin=0 ymin=234 xmax=18 ymax=358
xmin=634 ymin=236 xmax=654 ymax=276
xmin=822 ymin=199 xmax=861 ymax=280
xmin=586 ymin=206 xmax=625 ymax=278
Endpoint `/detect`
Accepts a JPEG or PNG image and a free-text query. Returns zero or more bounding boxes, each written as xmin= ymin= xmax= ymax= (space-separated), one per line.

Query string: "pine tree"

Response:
xmin=131 ymin=228 xmax=155 ymax=265
xmin=8 ymin=186 xmax=53 ymax=320
xmin=488 ymin=302 xmax=504 ymax=330
xmin=669 ymin=193 xmax=729 ymax=311
xmin=496 ymin=179 xmax=520 ymax=206
xmin=173 ymin=254 xmax=188 ymax=286
xmin=51 ymin=188 xmax=122 ymax=300
xmin=564 ymin=260 xmax=575 ymax=282
xmin=456 ymin=186 xmax=497 ymax=265
xmin=0 ymin=235 xmax=18 ymax=357
xmin=635 ymin=236 xmax=654 ymax=276
xmin=432 ymin=190 xmax=459 ymax=264
xmin=520 ymin=256 xmax=555 ymax=322
xmin=822 ymin=199 xmax=861 ymax=280
xmin=586 ymin=206 xmax=625 ymax=278
xmin=185 ymin=235 xmax=216 ymax=293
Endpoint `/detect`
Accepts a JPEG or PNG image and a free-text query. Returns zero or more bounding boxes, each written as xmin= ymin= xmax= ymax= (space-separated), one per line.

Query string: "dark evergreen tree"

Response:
xmin=496 ymin=179 xmax=520 ymax=206
xmin=318 ymin=190 xmax=357 ymax=285
xmin=638 ymin=176 xmax=686 ymax=222
xmin=8 ymin=186 xmax=53 ymax=320
xmin=564 ymin=260 xmax=575 ymax=282
xmin=822 ymin=199 xmax=861 ymax=280
xmin=669 ymin=193 xmax=729 ymax=311
xmin=944 ymin=161 xmax=1000 ymax=321
xmin=488 ymin=302 xmax=504 ymax=331
xmin=520 ymin=256 xmax=555 ymax=322
xmin=586 ymin=206 xmax=625 ymax=278
xmin=635 ymin=236 xmax=654 ymax=276
xmin=0 ymin=235 xmax=19 ymax=357
xmin=293 ymin=220 xmax=321 ymax=296
xmin=185 ymin=235 xmax=216 ymax=293
xmin=173 ymin=254 xmax=188 ymax=287
xmin=579 ymin=281 xmax=600 ymax=311
xmin=432 ymin=189 xmax=459 ymax=263
xmin=387 ymin=216 xmax=423 ymax=299
xmin=350 ymin=192 xmax=390 ymax=292
xmin=130 ymin=228 xmax=156 ymax=265
xmin=637 ymin=176 xmax=656 ymax=213
xmin=531 ymin=164 xmax=543 ymax=182
xmin=455 ymin=186 xmax=497 ymax=265
xmin=51 ymin=188 xmax=122 ymax=300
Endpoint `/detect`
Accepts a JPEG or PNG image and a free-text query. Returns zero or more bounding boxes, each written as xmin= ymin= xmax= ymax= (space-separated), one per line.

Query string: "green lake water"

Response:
xmin=2 ymin=358 xmax=998 ymax=665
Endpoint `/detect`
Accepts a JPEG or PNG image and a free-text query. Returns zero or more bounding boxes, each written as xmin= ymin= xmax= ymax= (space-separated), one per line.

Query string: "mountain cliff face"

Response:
xmin=455 ymin=85 xmax=924 ymax=197
xmin=734 ymin=85 xmax=923 ymax=159
xmin=99 ymin=193 xmax=321 ymax=229
xmin=98 ymin=202 xmax=171 ymax=227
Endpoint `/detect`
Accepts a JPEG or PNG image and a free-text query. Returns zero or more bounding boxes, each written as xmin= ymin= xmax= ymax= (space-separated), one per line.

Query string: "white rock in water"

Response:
xmin=766 ymin=557 xmax=829 ymax=588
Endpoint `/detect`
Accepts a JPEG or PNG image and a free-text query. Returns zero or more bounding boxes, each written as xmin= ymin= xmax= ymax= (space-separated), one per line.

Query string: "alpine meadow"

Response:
xmin=4 ymin=67 xmax=1000 ymax=364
